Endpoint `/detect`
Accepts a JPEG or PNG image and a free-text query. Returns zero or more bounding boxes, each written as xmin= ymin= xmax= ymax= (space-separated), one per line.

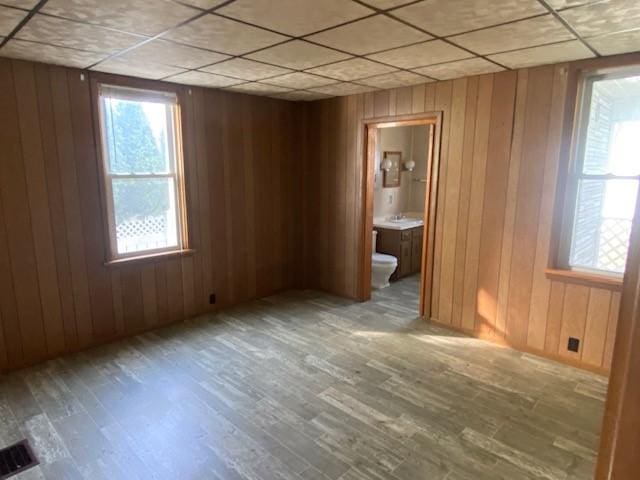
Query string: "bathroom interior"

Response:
xmin=371 ymin=124 xmax=431 ymax=308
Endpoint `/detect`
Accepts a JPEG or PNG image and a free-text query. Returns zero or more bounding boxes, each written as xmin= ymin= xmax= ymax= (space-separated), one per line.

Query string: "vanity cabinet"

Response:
xmin=375 ymin=226 xmax=423 ymax=281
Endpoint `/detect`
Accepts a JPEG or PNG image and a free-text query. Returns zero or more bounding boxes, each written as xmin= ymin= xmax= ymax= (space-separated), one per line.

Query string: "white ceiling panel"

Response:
xmin=413 ymin=57 xmax=504 ymax=80
xmin=246 ymin=40 xmax=351 ymax=70
xmin=357 ymin=70 xmax=430 ymax=89
xmin=119 ymin=39 xmax=229 ymax=69
xmin=0 ymin=6 xmax=28 ymax=36
xmin=392 ymin=0 xmax=546 ymax=36
xmin=92 ymin=56 xmax=186 ymax=79
xmin=560 ymin=0 xmax=640 ymax=38
xmin=309 ymin=82 xmax=376 ymax=96
xmin=2 ymin=38 xmax=106 ymax=67
xmin=487 ymin=40 xmax=594 ymax=69
xmin=16 ymin=14 xmax=143 ymax=54
xmin=217 ymin=0 xmax=374 ymax=36
xmin=227 ymin=82 xmax=292 ymax=95
xmin=306 ymin=15 xmax=430 ymax=55
xmin=163 ymin=14 xmax=287 ymax=56
xmin=449 ymin=15 xmax=574 ymax=55
xmin=588 ymin=30 xmax=640 ymax=56
xmin=263 ymin=72 xmax=336 ymax=89
xmin=306 ymin=58 xmax=397 ymax=81
xmin=42 ymin=0 xmax=200 ymax=36
xmin=367 ymin=40 xmax=472 ymax=69
xmin=165 ymin=70 xmax=245 ymax=87
xmin=201 ymin=58 xmax=292 ymax=80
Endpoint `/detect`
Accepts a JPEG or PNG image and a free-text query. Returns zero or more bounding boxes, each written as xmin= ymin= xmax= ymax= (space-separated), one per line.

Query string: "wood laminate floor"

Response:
xmin=0 ymin=275 xmax=606 ymax=480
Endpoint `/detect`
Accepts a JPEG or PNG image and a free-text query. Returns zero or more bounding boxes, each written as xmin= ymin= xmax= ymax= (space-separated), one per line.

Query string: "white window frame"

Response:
xmin=559 ymin=69 xmax=640 ymax=278
xmin=97 ymin=83 xmax=189 ymax=261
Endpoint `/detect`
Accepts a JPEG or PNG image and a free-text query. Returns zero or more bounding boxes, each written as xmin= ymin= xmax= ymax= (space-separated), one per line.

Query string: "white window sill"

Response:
xmin=104 ymin=248 xmax=195 ymax=267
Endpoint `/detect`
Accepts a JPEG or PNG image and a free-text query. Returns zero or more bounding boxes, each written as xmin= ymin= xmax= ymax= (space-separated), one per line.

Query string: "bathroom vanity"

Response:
xmin=373 ymin=221 xmax=423 ymax=281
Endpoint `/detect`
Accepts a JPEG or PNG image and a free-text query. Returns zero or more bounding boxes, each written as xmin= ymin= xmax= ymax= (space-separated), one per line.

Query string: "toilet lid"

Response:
xmin=372 ymin=252 xmax=397 ymax=265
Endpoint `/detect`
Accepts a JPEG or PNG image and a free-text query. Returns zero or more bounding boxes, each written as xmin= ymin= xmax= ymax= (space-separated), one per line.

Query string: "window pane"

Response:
xmin=102 ymin=97 xmax=174 ymax=174
xmin=583 ymin=75 xmax=640 ymax=175
xmin=569 ymin=179 xmax=637 ymax=274
xmin=113 ymin=178 xmax=178 ymax=254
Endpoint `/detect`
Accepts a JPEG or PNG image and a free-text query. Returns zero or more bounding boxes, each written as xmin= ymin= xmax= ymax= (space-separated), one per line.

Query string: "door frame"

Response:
xmin=358 ymin=112 xmax=442 ymax=318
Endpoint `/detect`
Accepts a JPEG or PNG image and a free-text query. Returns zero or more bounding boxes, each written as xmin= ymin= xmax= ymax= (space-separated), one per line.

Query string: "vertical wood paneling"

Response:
xmin=527 ymin=65 xmax=569 ymax=350
xmin=0 ymin=59 xmax=47 ymax=365
xmin=461 ymin=75 xmax=493 ymax=332
xmin=475 ymin=71 xmax=517 ymax=337
xmin=430 ymin=81 xmax=453 ymax=320
xmin=494 ymin=70 xmax=528 ymax=338
xmin=13 ymin=61 xmax=66 ymax=356
xmin=505 ymin=66 xmax=555 ymax=346
xmin=302 ymin=61 xmax=620 ymax=373
xmin=559 ymin=284 xmax=590 ymax=361
xmin=0 ymin=59 xmax=302 ymax=372
xmin=451 ymin=77 xmax=479 ymax=327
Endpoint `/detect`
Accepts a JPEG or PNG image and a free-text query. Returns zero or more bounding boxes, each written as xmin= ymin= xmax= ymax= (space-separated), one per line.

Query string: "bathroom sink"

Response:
xmin=373 ymin=216 xmax=424 ymax=230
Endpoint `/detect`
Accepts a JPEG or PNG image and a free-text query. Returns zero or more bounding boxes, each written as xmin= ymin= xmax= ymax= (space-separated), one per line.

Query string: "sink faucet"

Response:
xmin=389 ymin=214 xmax=405 ymax=220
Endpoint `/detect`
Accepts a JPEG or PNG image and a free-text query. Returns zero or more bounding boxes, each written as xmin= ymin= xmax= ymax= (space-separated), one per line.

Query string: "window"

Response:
xmin=97 ymin=84 xmax=188 ymax=260
xmin=560 ymin=70 xmax=640 ymax=276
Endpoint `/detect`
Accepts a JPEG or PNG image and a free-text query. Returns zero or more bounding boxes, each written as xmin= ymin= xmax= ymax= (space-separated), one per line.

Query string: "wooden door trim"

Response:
xmin=357 ymin=112 xmax=442 ymax=322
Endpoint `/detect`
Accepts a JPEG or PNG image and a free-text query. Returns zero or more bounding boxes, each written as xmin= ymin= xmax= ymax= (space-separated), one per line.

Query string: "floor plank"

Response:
xmin=1 ymin=276 xmax=605 ymax=480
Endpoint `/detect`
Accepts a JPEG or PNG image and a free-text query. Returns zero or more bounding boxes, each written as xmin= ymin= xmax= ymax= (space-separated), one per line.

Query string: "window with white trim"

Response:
xmin=561 ymin=70 xmax=640 ymax=276
xmin=97 ymin=84 xmax=188 ymax=260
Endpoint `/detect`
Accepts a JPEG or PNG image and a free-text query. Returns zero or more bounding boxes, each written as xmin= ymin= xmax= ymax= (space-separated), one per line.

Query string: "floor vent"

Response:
xmin=0 ymin=440 xmax=38 ymax=479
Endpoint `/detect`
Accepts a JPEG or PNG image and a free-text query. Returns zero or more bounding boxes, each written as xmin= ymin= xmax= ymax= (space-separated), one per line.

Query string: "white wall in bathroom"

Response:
xmin=373 ymin=125 xmax=430 ymax=218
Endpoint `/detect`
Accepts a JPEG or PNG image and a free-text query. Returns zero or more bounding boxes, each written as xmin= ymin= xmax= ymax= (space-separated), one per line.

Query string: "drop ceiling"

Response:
xmin=0 ymin=0 xmax=638 ymax=101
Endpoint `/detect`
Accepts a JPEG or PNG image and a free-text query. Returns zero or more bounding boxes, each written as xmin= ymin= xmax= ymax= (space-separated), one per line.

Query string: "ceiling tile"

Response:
xmin=449 ymin=15 xmax=574 ymax=55
xmin=487 ymin=40 xmax=594 ymax=69
xmin=413 ymin=57 xmax=504 ymax=80
xmin=547 ymin=0 xmax=600 ymax=8
xmin=306 ymin=58 xmax=397 ymax=81
xmin=246 ymin=40 xmax=351 ymax=70
xmin=360 ymin=0 xmax=417 ymax=10
xmin=273 ymin=90 xmax=331 ymax=101
xmin=121 ymin=39 xmax=229 ymax=69
xmin=309 ymin=82 xmax=376 ymax=96
xmin=392 ymin=0 xmax=546 ymax=36
xmin=165 ymin=70 xmax=245 ymax=88
xmin=306 ymin=15 xmax=430 ymax=56
xmin=42 ymin=0 xmax=200 ymax=36
xmin=1 ymin=1 xmax=38 ymax=9
xmin=357 ymin=71 xmax=429 ymax=89
xmin=180 ymin=0 xmax=228 ymax=9
xmin=263 ymin=72 xmax=336 ymax=89
xmin=163 ymin=13 xmax=287 ymax=56
xmin=588 ymin=30 xmax=640 ymax=56
xmin=217 ymin=0 xmax=373 ymax=36
xmin=226 ymin=82 xmax=292 ymax=95
xmin=560 ymin=0 xmax=640 ymax=38
xmin=200 ymin=58 xmax=292 ymax=80
xmin=0 ymin=6 xmax=27 ymax=36
xmin=1 ymin=39 xmax=106 ymax=68
xmin=16 ymin=14 xmax=143 ymax=55
xmin=92 ymin=57 xmax=186 ymax=79
xmin=367 ymin=40 xmax=472 ymax=69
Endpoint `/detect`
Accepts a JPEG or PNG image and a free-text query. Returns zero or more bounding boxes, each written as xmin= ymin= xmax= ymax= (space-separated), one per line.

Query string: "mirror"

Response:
xmin=382 ymin=151 xmax=401 ymax=188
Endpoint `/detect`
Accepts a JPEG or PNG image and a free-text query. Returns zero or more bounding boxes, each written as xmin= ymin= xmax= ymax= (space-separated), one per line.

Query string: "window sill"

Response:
xmin=545 ymin=268 xmax=623 ymax=292
xmin=104 ymin=248 xmax=195 ymax=267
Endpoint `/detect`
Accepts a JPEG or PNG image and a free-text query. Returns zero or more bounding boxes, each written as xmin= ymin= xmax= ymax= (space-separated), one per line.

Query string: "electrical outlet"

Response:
xmin=388 ymin=193 xmax=393 ymax=205
xmin=567 ymin=337 xmax=580 ymax=352
xmin=209 ymin=293 xmax=216 ymax=305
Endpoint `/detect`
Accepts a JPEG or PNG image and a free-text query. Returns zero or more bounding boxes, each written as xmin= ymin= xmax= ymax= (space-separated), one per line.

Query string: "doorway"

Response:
xmin=359 ymin=114 xmax=441 ymax=318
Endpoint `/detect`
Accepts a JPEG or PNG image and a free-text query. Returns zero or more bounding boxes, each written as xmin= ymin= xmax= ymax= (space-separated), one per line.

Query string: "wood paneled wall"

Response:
xmin=0 ymin=58 xmax=302 ymax=372
xmin=302 ymin=63 xmax=623 ymax=373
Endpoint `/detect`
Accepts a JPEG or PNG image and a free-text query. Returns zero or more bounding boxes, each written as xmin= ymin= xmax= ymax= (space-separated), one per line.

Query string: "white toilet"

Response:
xmin=371 ymin=230 xmax=398 ymax=289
